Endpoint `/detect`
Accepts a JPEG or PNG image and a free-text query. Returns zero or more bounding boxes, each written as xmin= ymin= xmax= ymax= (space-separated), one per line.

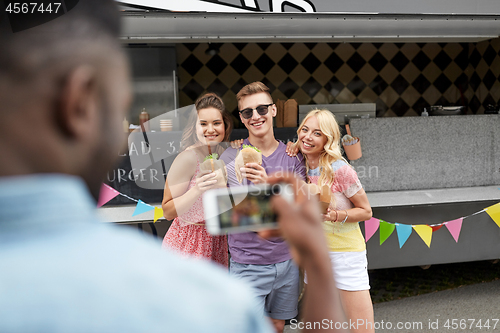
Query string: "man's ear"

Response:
xmin=57 ymin=65 xmax=99 ymax=140
xmin=271 ymin=103 xmax=277 ymax=117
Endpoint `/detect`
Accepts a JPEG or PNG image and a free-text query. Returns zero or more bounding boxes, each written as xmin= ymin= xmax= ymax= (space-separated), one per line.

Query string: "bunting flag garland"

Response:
xmin=379 ymin=220 xmax=395 ymax=245
xmin=154 ymin=207 xmax=164 ymax=223
xmin=485 ymin=203 xmax=500 ymax=228
xmin=413 ymin=224 xmax=433 ymax=248
xmin=97 ymin=184 xmax=120 ymax=208
xmin=395 ymin=223 xmax=412 ymax=248
xmin=363 ymin=199 xmax=500 ymax=248
xmin=364 ymin=217 xmax=380 ymax=242
xmin=98 ymin=183 xmax=500 ymax=244
xmin=97 ymin=184 xmax=164 ymax=222
xmin=445 ymin=218 xmax=463 ymax=242
xmin=132 ymin=200 xmax=155 ymax=216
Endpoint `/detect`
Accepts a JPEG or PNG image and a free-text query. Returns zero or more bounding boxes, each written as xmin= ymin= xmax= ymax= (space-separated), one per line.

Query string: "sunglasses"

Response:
xmin=239 ymin=103 xmax=273 ymax=119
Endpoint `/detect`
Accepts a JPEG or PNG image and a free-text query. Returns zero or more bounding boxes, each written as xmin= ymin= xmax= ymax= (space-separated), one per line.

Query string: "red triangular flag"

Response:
xmin=97 ymin=184 xmax=120 ymax=207
xmin=431 ymin=224 xmax=444 ymax=232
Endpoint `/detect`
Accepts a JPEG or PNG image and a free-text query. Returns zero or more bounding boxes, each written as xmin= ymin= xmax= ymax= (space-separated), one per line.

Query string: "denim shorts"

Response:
xmin=229 ymin=258 xmax=299 ymax=320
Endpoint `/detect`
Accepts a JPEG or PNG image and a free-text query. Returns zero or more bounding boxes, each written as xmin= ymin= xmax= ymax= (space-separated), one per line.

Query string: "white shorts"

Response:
xmin=305 ymin=250 xmax=370 ymax=291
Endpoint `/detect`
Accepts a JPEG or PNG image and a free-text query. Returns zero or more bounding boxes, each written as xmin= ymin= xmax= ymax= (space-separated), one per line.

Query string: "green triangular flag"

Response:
xmin=380 ymin=220 xmax=396 ymax=245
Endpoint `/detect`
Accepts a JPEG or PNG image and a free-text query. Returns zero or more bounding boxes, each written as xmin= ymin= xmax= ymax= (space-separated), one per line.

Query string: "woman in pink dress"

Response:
xmin=161 ymin=93 xmax=233 ymax=267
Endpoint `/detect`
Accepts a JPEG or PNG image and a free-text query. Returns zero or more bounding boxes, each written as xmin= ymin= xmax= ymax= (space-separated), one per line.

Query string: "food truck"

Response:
xmin=98 ymin=0 xmax=500 ymax=268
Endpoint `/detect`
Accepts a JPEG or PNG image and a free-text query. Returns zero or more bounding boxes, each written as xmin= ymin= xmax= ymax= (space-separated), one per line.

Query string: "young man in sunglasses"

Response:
xmin=220 ymin=82 xmax=306 ymax=333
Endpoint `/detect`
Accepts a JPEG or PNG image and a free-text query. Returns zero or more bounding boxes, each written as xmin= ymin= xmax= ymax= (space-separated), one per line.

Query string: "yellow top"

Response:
xmin=308 ymin=160 xmax=366 ymax=252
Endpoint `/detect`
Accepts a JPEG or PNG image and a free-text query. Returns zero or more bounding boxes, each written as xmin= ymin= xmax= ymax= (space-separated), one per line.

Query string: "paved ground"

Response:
xmin=284 ymin=279 xmax=500 ymax=332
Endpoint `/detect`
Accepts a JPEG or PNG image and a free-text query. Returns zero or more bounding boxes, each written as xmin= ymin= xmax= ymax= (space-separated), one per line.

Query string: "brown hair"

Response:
xmin=236 ymin=81 xmax=272 ymax=104
xmin=180 ymin=93 xmax=233 ymax=151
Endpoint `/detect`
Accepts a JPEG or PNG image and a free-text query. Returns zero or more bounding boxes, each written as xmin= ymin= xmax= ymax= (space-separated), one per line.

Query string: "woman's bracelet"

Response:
xmin=333 ymin=210 xmax=338 ymax=222
xmin=340 ymin=210 xmax=348 ymax=224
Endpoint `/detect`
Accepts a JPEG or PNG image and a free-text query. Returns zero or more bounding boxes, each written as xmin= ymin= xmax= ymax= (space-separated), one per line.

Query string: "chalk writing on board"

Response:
xmin=118 ymin=139 xmax=179 ymax=157
xmin=107 ymin=168 xmax=164 ymax=183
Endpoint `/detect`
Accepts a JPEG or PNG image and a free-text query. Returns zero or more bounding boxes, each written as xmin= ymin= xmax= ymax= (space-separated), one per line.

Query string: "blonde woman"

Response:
xmin=287 ymin=109 xmax=374 ymax=333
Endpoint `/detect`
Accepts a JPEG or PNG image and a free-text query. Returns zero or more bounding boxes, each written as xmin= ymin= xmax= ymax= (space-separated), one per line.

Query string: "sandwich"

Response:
xmin=235 ymin=145 xmax=262 ymax=183
xmin=199 ymin=153 xmax=227 ymax=188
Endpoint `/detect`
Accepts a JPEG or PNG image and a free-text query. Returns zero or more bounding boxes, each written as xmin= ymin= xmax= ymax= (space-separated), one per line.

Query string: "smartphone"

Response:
xmin=202 ymin=183 xmax=294 ymax=235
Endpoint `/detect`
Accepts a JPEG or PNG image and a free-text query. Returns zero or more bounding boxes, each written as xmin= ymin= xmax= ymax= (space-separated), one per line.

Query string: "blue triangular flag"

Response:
xmin=132 ymin=200 xmax=154 ymax=216
xmin=396 ymin=223 xmax=413 ymax=248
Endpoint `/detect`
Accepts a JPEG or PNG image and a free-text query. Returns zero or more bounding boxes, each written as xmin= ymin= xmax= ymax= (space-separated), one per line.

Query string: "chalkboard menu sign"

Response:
xmin=102 ymin=128 xmax=301 ymax=207
xmin=104 ymin=131 xmax=183 ymax=206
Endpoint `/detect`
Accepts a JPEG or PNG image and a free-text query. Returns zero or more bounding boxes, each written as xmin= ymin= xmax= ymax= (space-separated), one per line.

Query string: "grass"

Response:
xmin=369 ymin=260 xmax=500 ymax=303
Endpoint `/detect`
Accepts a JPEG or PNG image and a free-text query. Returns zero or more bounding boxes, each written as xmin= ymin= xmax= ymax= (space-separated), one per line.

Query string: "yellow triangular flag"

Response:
xmin=153 ymin=207 xmax=163 ymax=223
xmin=485 ymin=203 xmax=500 ymax=228
xmin=412 ymin=224 xmax=432 ymax=248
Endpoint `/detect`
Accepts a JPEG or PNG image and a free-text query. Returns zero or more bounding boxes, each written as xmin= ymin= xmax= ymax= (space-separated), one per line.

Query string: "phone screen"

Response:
xmin=216 ymin=185 xmax=282 ymax=233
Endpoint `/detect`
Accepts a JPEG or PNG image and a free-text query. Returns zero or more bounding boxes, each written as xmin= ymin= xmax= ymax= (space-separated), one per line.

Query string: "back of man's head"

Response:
xmin=0 ymin=0 xmax=130 ymax=199
xmin=0 ymin=0 xmax=121 ymax=87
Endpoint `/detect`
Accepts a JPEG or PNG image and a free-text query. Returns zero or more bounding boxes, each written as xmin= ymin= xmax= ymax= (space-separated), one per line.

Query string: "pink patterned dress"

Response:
xmin=162 ymin=158 xmax=228 ymax=267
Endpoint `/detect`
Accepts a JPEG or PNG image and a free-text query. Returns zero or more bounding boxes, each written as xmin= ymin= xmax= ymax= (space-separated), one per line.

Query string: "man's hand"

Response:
xmin=259 ymin=173 xmax=348 ymax=332
xmin=240 ymin=163 xmax=268 ymax=184
xmin=258 ymin=173 xmax=327 ymax=267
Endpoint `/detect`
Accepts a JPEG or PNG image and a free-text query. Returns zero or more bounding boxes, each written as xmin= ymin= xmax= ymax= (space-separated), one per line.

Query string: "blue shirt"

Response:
xmin=220 ymin=139 xmax=306 ymax=265
xmin=0 ymin=174 xmax=273 ymax=333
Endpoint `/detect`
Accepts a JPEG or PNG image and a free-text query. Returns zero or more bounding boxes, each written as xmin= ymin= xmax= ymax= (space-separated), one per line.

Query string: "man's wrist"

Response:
xmin=301 ymin=248 xmax=332 ymax=278
xmin=300 ymin=242 xmax=330 ymax=266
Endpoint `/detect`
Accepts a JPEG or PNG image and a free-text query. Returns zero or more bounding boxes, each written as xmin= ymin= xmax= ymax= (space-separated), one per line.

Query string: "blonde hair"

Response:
xmin=297 ymin=109 xmax=349 ymax=188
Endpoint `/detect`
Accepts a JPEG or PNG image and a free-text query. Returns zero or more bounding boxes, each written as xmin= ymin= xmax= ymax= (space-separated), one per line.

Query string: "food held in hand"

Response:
xmin=319 ymin=185 xmax=331 ymax=214
xmin=235 ymin=145 xmax=262 ymax=183
xmin=241 ymin=145 xmax=262 ymax=165
xmin=200 ymin=153 xmax=228 ymax=188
